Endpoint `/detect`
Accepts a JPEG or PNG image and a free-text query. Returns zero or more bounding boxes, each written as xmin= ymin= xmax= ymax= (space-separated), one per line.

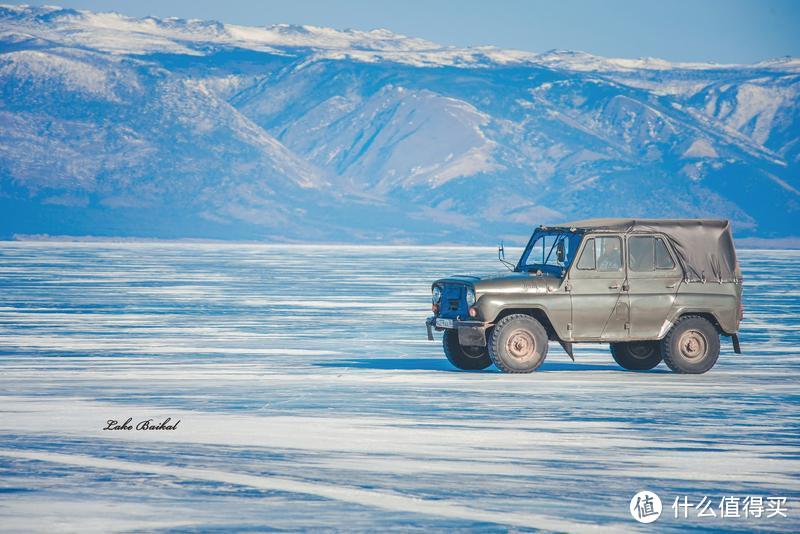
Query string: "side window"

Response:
xmin=655 ymin=238 xmax=676 ymax=269
xmin=596 ymin=237 xmax=622 ymax=272
xmin=577 ymin=238 xmax=595 ymax=269
xmin=576 ymin=237 xmax=621 ymax=272
xmin=629 ymin=236 xmax=655 ymax=272
xmin=629 ymin=236 xmax=677 ymax=271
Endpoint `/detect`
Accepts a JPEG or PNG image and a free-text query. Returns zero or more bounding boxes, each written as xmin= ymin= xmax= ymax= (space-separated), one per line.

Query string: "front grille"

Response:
xmin=437 ymin=283 xmax=468 ymax=319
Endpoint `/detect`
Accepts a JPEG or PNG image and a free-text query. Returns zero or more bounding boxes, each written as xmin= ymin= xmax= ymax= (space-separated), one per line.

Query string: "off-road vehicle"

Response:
xmin=425 ymin=219 xmax=743 ymax=374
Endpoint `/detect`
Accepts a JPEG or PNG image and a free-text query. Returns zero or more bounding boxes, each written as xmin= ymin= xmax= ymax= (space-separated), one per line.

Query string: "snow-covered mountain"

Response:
xmin=1 ymin=5 xmax=798 ymax=242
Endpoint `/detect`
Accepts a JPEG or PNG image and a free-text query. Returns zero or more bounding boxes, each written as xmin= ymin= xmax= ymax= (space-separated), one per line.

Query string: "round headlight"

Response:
xmin=465 ymin=287 xmax=476 ymax=307
xmin=432 ymin=286 xmax=442 ymax=303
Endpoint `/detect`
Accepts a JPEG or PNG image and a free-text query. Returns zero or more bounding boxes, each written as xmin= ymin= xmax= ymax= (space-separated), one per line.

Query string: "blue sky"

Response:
xmin=8 ymin=0 xmax=800 ymax=63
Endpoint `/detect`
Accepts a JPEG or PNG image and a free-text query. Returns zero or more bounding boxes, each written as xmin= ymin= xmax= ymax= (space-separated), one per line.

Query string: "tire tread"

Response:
xmin=488 ymin=314 xmax=548 ymax=373
xmin=661 ymin=315 xmax=720 ymax=374
xmin=442 ymin=330 xmax=491 ymax=370
xmin=610 ymin=342 xmax=662 ymax=371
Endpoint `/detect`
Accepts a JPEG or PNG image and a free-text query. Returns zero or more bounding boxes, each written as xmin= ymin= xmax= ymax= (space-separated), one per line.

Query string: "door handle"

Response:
xmin=666 ymin=282 xmax=678 ymax=288
xmin=609 ymin=283 xmax=620 ymax=289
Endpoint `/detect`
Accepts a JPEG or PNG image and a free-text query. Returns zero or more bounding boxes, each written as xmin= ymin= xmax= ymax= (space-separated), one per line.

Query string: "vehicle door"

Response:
xmin=567 ymin=234 xmax=629 ymax=340
xmin=625 ymin=234 xmax=683 ymax=338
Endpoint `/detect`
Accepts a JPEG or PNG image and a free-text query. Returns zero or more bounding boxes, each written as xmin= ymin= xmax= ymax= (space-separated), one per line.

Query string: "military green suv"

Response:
xmin=425 ymin=219 xmax=743 ymax=374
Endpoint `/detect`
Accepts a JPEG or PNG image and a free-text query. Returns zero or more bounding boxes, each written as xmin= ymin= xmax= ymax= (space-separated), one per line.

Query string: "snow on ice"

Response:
xmin=0 ymin=242 xmax=798 ymax=531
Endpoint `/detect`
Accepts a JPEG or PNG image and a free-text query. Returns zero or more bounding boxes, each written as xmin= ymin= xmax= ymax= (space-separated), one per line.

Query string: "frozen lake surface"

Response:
xmin=0 ymin=242 xmax=798 ymax=531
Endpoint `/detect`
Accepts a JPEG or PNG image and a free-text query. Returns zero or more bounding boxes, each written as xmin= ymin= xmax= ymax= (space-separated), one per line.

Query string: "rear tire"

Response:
xmin=488 ymin=314 xmax=548 ymax=373
xmin=442 ymin=330 xmax=492 ymax=370
xmin=610 ymin=341 xmax=662 ymax=370
xmin=661 ymin=316 xmax=720 ymax=374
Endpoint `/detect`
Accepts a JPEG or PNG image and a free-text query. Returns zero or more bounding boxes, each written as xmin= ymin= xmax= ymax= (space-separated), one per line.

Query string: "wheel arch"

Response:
xmin=669 ymin=310 xmax=726 ymax=336
xmin=493 ymin=307 xmax=560 ymax=341
xmin=661 ymin=312 xmax=722 ymax=374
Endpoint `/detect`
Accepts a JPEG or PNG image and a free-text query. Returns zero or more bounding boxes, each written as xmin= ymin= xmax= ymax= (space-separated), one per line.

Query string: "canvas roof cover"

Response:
xmin=548 ymin=218 xmax=740 ymax=283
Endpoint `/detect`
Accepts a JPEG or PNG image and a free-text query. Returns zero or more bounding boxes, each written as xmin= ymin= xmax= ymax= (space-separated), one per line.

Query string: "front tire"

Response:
xmin=442 ymin=330 xmax=492 ymax=370
xmin=610 ymin=341 xmax=662 ymax=370
xmin=661 ymin=316 xmax=720 ymax=374
xmin=488 ymin=314 xmax=548 ymax=373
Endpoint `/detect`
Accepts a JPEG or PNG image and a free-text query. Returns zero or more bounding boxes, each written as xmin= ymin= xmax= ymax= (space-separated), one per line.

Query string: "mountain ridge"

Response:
xmin=1 ymin=5 xmax=798 ymax=243
xmin=4 ymin=5 xmax=798 ymax=70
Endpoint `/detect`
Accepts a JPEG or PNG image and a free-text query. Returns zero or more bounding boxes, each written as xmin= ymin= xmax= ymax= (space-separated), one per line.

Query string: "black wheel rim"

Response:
xmin=629 ymin=343 xmax=655 ymax=360
xmin=462 ymin=345 xmax=485 ymax=359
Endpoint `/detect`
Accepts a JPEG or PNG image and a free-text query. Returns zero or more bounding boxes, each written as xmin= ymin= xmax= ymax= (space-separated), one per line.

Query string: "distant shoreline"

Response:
xmin=6 ymin=234 xmax=800 ymax=250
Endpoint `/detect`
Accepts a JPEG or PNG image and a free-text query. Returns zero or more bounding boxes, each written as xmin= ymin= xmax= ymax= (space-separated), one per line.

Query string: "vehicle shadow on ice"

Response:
xmin=315 ymin=358 xmax=667 ymax=373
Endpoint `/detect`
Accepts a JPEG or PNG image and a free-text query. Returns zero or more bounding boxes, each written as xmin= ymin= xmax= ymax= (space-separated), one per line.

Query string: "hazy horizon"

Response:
xmin=5 ymin=0 xmax=800 ymax=64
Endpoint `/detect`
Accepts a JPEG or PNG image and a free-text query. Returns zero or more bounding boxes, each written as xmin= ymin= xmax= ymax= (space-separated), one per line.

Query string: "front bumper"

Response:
xmin=425 ymin=316 xmax=492 ymax=346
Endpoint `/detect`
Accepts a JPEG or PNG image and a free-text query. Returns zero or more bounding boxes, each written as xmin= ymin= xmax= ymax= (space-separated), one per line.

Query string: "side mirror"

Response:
xmin=498 ymin=241 xmax=514 ymax=271
xmin=556 ymin=241 xmax=565 ymax=263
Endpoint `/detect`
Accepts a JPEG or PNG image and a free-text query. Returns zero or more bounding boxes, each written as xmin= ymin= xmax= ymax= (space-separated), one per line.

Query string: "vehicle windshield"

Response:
xmin=517 ymin=230 xmax=582 ymax=274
